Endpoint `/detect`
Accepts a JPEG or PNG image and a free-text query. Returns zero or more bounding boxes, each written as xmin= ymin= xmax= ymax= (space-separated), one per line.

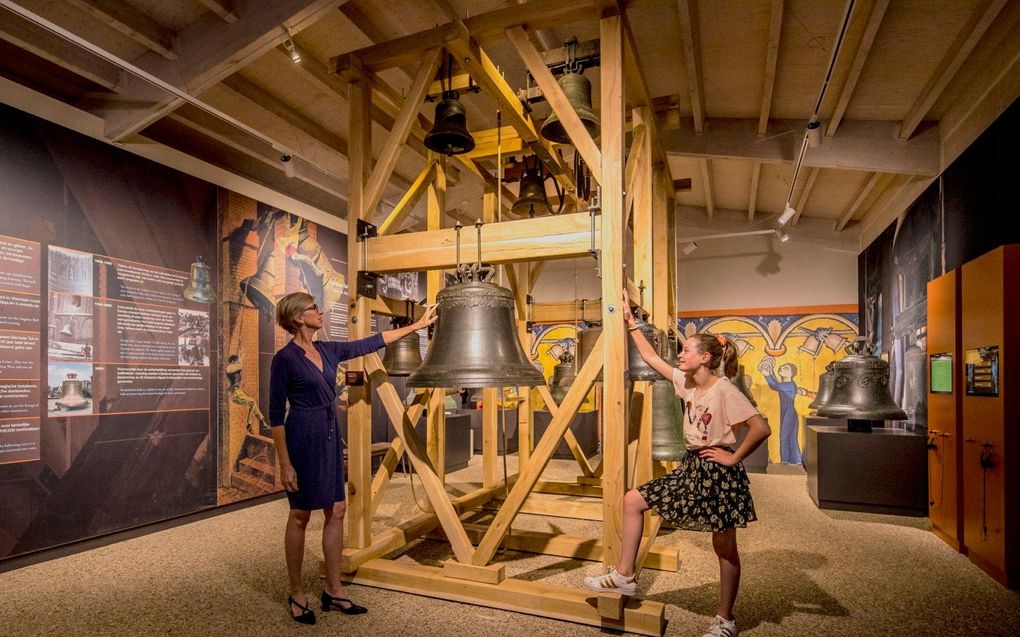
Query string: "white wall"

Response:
xmin=529 ymin=235 xmax=859 ymax=312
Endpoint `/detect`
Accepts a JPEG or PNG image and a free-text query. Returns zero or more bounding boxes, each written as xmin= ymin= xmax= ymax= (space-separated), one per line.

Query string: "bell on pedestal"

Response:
xmin=240 ymin=258 xmax=277 ymax=317
xmin=382 ymin=328 xmax=422 ymax=377
xmin=512 ymin=164 xmax=552 ymax=217
xmin=549 ymin=352 xmax=577 ymax=404
xmin=540 ymin=72 xmax=601 ymax=145
xmin=816 ymin=338 xmax=906 ymax=431
xmin=651 ymin=379 xmax=685 ymax=460
xmin=809 ymin=365 xmax=835 ymax=411
xmin=407 ymin=280 xmax=544 ymax=388
xmin=183 ymin=256 xmax=216 ymax=303
xmin=55 ymin=372 xmax=90 ymax=410
xmin=424 ymin=95 xmax=475 ymax=156
xmin=578 ymin=324 xmax=603 ymax=382
xmin=627 ymin=320 xmax=664 ymax=381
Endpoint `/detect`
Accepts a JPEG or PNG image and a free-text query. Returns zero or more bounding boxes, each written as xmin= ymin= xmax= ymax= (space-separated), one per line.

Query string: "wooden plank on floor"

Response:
xmin=482 ymin=494 xmax=604 ymax=521
xmin=343 ymin=559 xmax=666 ymax=636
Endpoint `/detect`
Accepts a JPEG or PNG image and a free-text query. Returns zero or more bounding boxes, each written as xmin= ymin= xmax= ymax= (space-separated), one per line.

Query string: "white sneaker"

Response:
xmin=582 ymin=566 xmax=637 ymax=595
xmin=702 ymin=615 xmax=738 ymax=637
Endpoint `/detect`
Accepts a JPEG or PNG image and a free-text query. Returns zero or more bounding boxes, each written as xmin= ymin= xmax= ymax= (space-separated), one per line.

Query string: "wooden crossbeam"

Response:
xmin=196 ymin=0 xmax=237 ymax=23
xmin=791 ymin=167 xmax=820 ymax=226
xmin=482 ymin=494 xmax=605 ymax=521
xmin=0 ymin=11 xmax=121 ymax=89
xmin=531 ymin=300 xmax=602 ymax=323
xmin=747 ymin=161 xmax=761 ymax=221
xmin=536 ymin=385 xmax=596 ymax=477
xmin=834 ymin=172 xmax=882 ymax=231
xmin=827 ymin=0 xmax=890 ymax=137
xmin=67 ymin=0 xmax=177 ymax=60
xmin=675 ymin=0 xmax=706 ymax=133
xmin=757 ymin=0 xmax=785 ymax=136
xmin=368 ymin=391 xmax=428 ymax=520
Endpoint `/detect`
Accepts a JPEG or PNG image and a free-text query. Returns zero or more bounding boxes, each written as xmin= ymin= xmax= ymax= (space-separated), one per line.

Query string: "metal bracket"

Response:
xmin=356 ymin=270 xmax=380 ymax=299
xmin=356 ymin=219 xmax=378 ymax=241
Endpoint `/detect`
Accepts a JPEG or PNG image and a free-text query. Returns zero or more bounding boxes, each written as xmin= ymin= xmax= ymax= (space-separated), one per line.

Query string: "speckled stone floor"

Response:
xmin=2 ymin=456 xmax=1018 ymax=636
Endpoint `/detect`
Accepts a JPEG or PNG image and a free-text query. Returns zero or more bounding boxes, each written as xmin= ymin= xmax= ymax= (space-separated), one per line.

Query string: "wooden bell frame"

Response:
xmin=331 ymin=5 xmax=678 ymax=635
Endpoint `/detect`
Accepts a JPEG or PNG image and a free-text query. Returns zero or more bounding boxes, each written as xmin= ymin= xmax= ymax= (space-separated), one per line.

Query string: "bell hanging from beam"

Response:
xmin=381 ymin=319 xmax=423 ymax=376
xmin=577 ymin=324 xmax=603 ymax=382
xmin=548 ymin=352 xmax=577 ymax=404
xmin=651 ymin=378 xmax=686 ymax=460
xmin=424 ymin=94 xmax=475 ymax=156
xmin=816 ymin=337 xmax=906 ymax=431
xmin=512 ymin=158 xmax=552 ymax=217
xmin=627 ymin=319 xmax=664 ymax=381
xmin=540 ymin=71 xmax=600 ymax=145
xmin=183 ymin=255 xmax=217 ymax=303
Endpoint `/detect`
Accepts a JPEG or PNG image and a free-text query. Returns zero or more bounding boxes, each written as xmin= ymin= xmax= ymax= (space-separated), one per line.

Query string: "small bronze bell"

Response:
xmin=183 ymin=256 xmax=216 ymax=303
xmin=512 ymin=160 xmax=552 ymax=217
xmin=540 ymin=72 xmax=600 ymax=145
xmin=816 ymin=337 xmax=906 ymax=431
xmin=651 ymin=379 xmax=685 ymax=460
xmin=549 ymin=352 xmax=577 ymax=404
xmin=424 ymin=96 xmax=475 ymax=156
xmin=627 ymin=319 xmax=663 ymax=381
xmin=578 ymin=324 xmax=603 ymax=382
xmin=407 ymin=280 xmax=544 ymax=388
xmin=382 ymin=327 xmax=422 ymax=377
xmin=55 ymin=372 xmax=90 ymax=410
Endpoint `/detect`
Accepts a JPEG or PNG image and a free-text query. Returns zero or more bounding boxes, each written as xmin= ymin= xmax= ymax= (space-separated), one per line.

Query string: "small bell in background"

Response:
xmin=184 ymin=255 xmax=216 ymax=303
xmin=424 ymin=54 xmax=475 ymax=156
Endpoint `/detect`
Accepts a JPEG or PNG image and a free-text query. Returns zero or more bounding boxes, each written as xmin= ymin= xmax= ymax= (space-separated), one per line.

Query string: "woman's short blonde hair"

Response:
xmin=276 ymin=292 xmax=314 ymax=334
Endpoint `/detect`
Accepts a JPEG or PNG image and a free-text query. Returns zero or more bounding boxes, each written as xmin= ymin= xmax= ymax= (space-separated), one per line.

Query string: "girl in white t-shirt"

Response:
xmin=583 ymin=296 xmax=771 ymax=637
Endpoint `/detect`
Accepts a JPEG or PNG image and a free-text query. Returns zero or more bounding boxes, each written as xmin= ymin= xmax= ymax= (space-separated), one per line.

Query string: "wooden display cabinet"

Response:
xmin=960 ymin=245 xmax=1019 ymax=587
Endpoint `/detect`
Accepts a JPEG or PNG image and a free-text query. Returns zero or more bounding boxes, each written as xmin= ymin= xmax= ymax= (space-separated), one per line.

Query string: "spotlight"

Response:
xmin=681 ymin=241 xmax=698 ymax=255
xmin=283 ymin=26 xmax=301 ymax=63
xmin=281 ymin=154 xmax=295 ymax=178
xmin=778 ymin=203 xmax=796 ymax=226
xmin=776 ymin=229 xmax=790 ymax=242
xmin=806 ymin=119 xmax=823 ymax=147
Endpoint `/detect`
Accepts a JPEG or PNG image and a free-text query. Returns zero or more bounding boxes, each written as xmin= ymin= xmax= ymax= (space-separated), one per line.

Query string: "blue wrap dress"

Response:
xmin=269 ymin=334 xmax=385 ymax=510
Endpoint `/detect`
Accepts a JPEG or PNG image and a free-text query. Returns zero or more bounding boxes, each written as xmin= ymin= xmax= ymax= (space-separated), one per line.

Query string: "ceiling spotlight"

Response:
xmin=281 ymin=154 xmax=296 ymax=178
xmin=776 ymin=229 xmax=790 ymax=242
xmin=681 ymin=241 xmax=698 ymax=255
xmin=806 ymin=119 xmax=823 ymax=147
xmin=778 ymin=203 xmax=796 ymax=226
xmin=283 ymin=26 xmax=301 ymax=63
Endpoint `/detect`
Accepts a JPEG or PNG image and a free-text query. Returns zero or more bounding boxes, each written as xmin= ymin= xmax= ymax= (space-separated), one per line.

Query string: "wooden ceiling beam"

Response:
xmin=791 ymin=167 xmax=819 ymax=226
xmin=195 ymin=0 xmax=238 ymax=23
xmin=747 ymin=161 xmax=761 ymax=222
xmin=698 ymin=157 xmax=714 ymax=219
xmin=757 ymin=0 xmax=784 ymax=136
xmin=675 ymin=0 xmax=705 ymax=134
xmin=834 ymin=172 xmax=882 ymax=232
xmin=65 ymin=0 xmax=177 ymax=60
xmin=379 ymin=159 xmax=437 ymax=235
xmin=660 ymin=117 xmax=939 ymax=176
xmin=826 ymin=0 xmax=889 ymax=138
xmin=0 ymin=11 xmax=121 ymax=90
xmin=898 ymin=0 xmax=1008 ymax=141
xmin=96 ymin=0 xmax=338 ymax=141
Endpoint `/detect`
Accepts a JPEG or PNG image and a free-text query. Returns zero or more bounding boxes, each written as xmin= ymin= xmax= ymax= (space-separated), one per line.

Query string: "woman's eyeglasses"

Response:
xmin=302 ymin=303 xmax=319 ymax=313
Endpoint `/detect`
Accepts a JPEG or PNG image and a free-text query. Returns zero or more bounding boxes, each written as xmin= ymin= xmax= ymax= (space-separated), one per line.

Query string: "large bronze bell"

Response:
xmin=424 ymin=96 xmax=475 ymax=156
xmin=809 ymin=365 xmax=835 ymax=411
xmin=55 ymin=372 xmax=90 ymax=410
xmin=651 ymin=379 xmax=685 ymax=460
xmin=382 ymin=329 xmax=422 ymax=376
xmin=407 ymin=280 xmax=544 ymax=388
xmin=540 ymin=72 xmax=600 ymax=144
xmin=183 ymin=256 xmax=216 ymax=303
xmin=240 ymin=256 xmax=276 ymax=316
xmin=816 ymin=337 xmax=906 ymax=430
xmin=512 ymin=163 xmax=552 ymax=216
xmin=627 ymin=319 xmax=664 ymax=381
xmin=578 ymin=324 xmax=603 ymax=382
xmin=549 ymin=352 xmax=577 ymax=404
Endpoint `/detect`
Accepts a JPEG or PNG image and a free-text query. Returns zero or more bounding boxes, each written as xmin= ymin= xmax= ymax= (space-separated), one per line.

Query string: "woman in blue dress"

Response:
xmin=270 ymin=291 xmax=437 ymax=624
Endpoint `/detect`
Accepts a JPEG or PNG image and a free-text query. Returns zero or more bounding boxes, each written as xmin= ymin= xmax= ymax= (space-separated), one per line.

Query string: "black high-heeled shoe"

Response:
xmin=321 ymin=590 xmax=368 ymax=615
xmin=288 ymin=596 xmax=316 ymax=625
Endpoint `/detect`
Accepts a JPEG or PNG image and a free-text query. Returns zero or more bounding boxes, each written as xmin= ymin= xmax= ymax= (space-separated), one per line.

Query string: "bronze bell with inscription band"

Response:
xmin=549 ymin=352 xmax=577 ymax=405
xmin=628 ymin=319 xmax=666 ymax=381
xmin=651 ymin=378 xmax=686 ymax=460
xmin=407 ymin=280 xmax=544 ymax=389
xmin=816 ymin=337 xmax=906 ymax=431
xmin=540 ymin=72 xmax=601 ymax=145
xmin=381 ymin=321 xmax=423 ymax=377
xmin=183 ymin=255 xmax=216 ymax=303
xmin=55 ymin=372 xmax=89 ymax=410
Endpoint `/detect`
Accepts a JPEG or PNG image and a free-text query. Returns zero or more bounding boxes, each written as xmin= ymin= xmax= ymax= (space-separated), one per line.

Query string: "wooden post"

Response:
xmin=599 ymin=13 xmax=627 ymax=570
xmin=482 ymin=186 xmax=500 ymax=488
xmin=346 ymin=70 xmax=373 ymax=549
xmin=514 ymin=263 xmax=533 ymax=467
xmin=426 ymin=154 xmax=447 ymax=483
xmin=632 ymin=106 xmax=655 ymax=489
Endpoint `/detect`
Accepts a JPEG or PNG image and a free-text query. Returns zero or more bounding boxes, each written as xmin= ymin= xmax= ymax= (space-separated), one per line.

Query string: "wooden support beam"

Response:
xmin=369 ymin=394 xmax=427 ymax=520
xmin=444 ymin=559 xmax=506 ymax=584
xmin=834 ymin=172 xmax=882 ymax=232
xmin=747 ymin=161 xmax=761 ymax=222
xmin=826 ymin=0 xmax=890 ymax=137
xmin=425 ymin=160 xmax=447 ymax=485
xmin=378 ymin=159 xmax=436 ymax=234
xmin=699 ymin=157 xmax=715 ymax=219
xmin=482 ymin=494 xmax=605 ymax=521
xmin=651 ymin=167 xmax=670 ymax=329
xmin=364 ymin=212 xmax=601 ymax=273
xmin=536 ymin=385 xmax=595 ymax=477
xmin=898 ymin=0 xmax=1008 ymax=141
xmin=633 ymin=516 xmax=665 ymax=577
xmin=529 ymin=262 xmax=547 ymax=289
xmin=791 ymin=167 xmax=820 ymax=226
xmin=445 ymin=21 xmax=576 ymax=196
xmin=758 ymin=0 xmax=785 ymax=136
xmin=632 ymin=107 xmax=654 ymax=301
xmin=343 ymin=559 xmax=666 ymax=637
xmin=675 ymin=0 xmax=706 ymax=133
xmin=66 ymin=0 xmax=177 ymax=60
xmin=196 ymin=0 xmax=237 ymax=23
xmin=531 ymin=300 xmax=602 ymax=323
xmin=505 ymin=26 xmax=603 ymax=181
xmin=0 ymin=11 xmax=121 ymax=89
xmin=533 ymin=481 xmax=603 ymax=498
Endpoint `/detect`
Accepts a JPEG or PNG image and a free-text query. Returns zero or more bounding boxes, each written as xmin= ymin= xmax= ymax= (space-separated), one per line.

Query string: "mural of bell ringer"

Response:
xmin=677 ymin=309 xmax=858 ymax=466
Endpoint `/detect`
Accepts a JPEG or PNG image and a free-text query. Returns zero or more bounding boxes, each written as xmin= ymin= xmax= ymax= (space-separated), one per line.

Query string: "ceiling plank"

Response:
xmin=65 ymin=0 xmax=178 ymax=60
xmin=757 ymin=0 xmax=784 ymax=136
xmin=432 ymin=0 xmax=460 ymax=21
xmin=698 ymin=157 xmax=714 ymax=219
xmin=0 ymin=11 xmax=121 ymax=89
xmin=826 ymin=0 xmax=889 ymax=138
xmin=898 ymin=0 xmax=1008 ymax=141
xmin=747 ymin=161 xmax=761 ymax=222
xmin=195 ymin=0 xmax=238 ymax=23
xmin=660 ymin=117 xmax=939 ymax=176
xmin=834 ymin=172 xmax=882 ymax=232
xmin=97 ymin=0 xmax=339 ymax=141
xmin=791 ymin=167 xmax=819 ymax=225
xmin=675 ymin=0 xmax=705 ymax=134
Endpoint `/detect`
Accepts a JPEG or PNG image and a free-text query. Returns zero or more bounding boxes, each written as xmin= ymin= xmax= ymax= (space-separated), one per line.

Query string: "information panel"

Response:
xmin=0 ymin=234 xmax=41 ymax=464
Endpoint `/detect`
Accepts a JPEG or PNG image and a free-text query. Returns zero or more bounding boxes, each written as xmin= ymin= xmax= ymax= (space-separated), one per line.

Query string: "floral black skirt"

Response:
xmin=637 ymin=450 xmax=757 ymax=532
